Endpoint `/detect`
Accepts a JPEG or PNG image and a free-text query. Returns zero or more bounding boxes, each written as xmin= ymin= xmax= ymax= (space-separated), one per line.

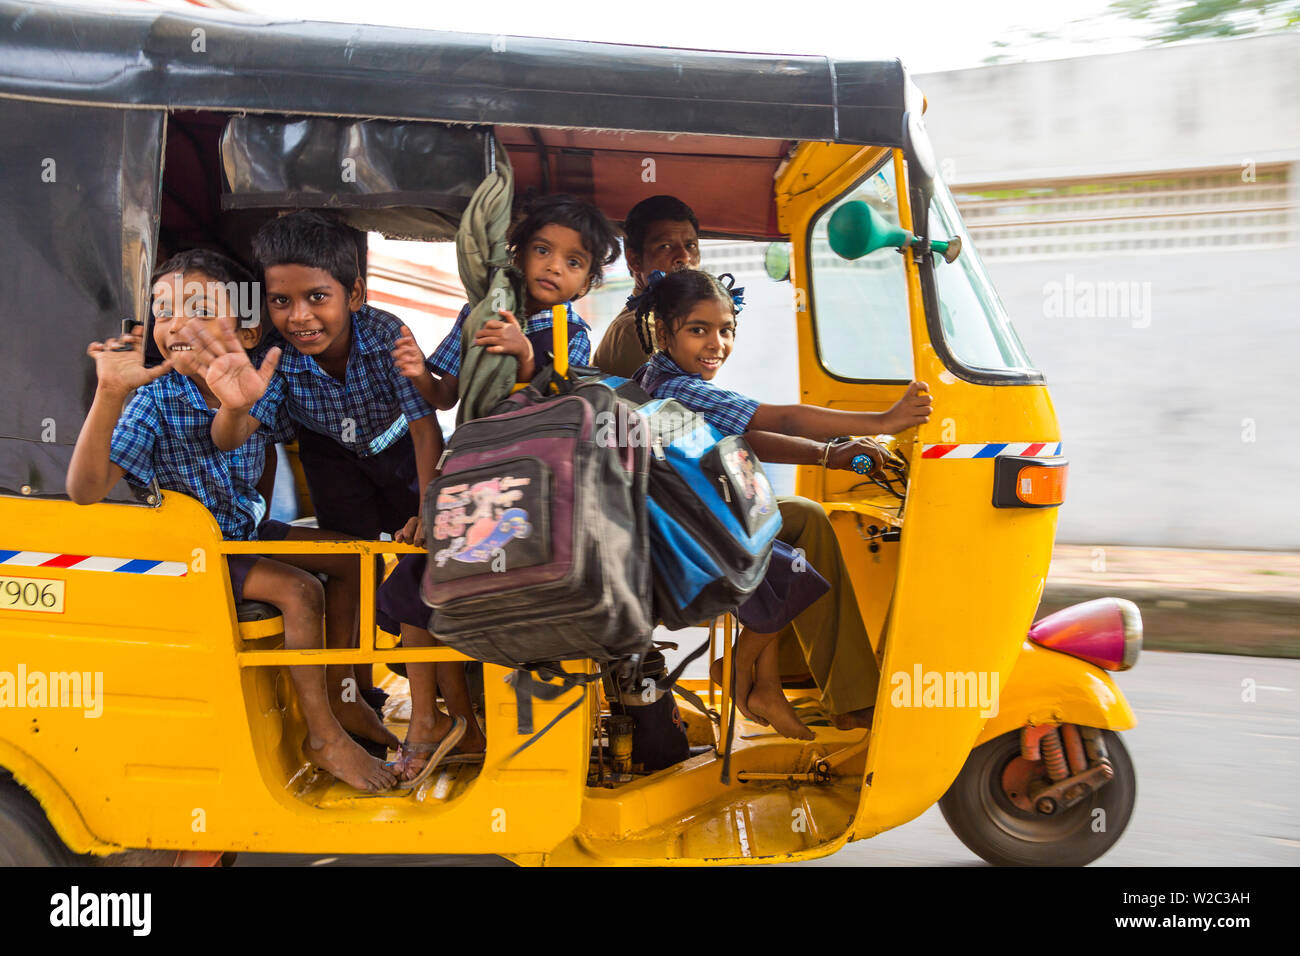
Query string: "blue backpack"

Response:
xmin=637 ymin=398 xmax=782 ymax=630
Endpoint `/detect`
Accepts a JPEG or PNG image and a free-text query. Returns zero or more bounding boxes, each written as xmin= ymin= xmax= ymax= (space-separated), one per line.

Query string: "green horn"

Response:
xmin=827 ymin=200 xmax=962 ymax=263
xmin=827 ymin=201 xmax=915 ymax=259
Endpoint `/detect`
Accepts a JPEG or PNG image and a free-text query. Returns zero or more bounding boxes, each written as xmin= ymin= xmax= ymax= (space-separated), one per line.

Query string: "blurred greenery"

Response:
xmin=1111 ymin=0 xmax=1300 ymax=42
xmin=983 ymin=1 xmax=1300 ymax=64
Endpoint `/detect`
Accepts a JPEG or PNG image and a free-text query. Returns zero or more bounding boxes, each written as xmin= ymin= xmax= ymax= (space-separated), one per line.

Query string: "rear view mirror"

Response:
xmin=827 ymin=200 xmax=961 ymax=264
xmin=764 ymin=242 xmax=791 ymax=281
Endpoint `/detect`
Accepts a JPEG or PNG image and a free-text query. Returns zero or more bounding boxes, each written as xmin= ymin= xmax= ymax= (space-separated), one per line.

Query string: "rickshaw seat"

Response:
xmin=237 ymin=600 xmax=281 ymax=622
xmin=236 ymin=600 xmax=285 ymax=643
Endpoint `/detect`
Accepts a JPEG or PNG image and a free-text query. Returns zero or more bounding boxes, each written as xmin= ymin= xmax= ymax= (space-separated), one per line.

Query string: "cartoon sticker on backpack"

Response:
xmin=432 ymin=477 xmax=534 ymax=567
xmin=724 ymin=447 xmax=775 ymax=523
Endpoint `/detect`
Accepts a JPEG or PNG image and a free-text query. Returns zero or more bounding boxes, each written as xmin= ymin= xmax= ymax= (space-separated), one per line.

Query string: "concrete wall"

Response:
xmin=912 ymin=36 xmax=1300 ymax=549
xmin=914 ymin=32 xmax=1300 ymax=183
xmin=988 ymin=245 xmax=1300 ymax=549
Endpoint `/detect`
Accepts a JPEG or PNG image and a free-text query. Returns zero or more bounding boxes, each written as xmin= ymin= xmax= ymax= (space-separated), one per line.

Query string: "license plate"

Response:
xmin=0 ymin=576 xmax=65 ymax=614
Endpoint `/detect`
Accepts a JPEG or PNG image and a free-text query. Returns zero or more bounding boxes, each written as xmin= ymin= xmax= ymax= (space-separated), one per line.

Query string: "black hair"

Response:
xmin=151 ymin=248 xmax=254 ymax=290
xmin=622 ymin=195 xmax=699 ymax=257
xmin=149 ymin=248 xmax=264 ymax=332
xmin=251 ymin=210 xmax=363 ymax=293
xmin=506 ymin=194 xmax=621 ymax=288
xmin=629 ymin=269 xmax=739 ymax=356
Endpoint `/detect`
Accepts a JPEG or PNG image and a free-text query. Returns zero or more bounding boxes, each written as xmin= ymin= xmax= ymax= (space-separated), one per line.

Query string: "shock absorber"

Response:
xmin=1060 ymin=723 xmax=1089 ymax=775
xmin=1038 ymin=728 xmax=1069 ymax=782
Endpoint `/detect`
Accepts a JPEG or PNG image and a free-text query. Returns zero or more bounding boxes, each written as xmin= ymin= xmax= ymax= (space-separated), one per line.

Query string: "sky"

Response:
xmin=59 ymin=0 xmax=1154 ymax=73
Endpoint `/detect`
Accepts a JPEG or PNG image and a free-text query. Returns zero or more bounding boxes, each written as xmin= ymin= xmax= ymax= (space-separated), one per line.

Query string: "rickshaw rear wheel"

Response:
xmin=938 ymin=728 xmax=1135 ymax=866
xmin=0 ymin=774 xmax=78 ymax=867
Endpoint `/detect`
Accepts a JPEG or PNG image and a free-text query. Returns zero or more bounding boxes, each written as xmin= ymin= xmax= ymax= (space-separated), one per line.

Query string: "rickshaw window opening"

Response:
xmin=804 ymin=153 xmax=914 ymax=384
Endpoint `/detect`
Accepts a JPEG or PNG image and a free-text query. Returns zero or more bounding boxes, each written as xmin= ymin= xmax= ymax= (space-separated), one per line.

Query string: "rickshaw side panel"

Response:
xmin=0 ymin=495 xmax=589 ymax=857
xmin=0 ymin=495 xmax=239 ymax=854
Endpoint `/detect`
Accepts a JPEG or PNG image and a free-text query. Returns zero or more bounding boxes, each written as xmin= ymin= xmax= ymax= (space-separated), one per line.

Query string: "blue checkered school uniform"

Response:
xmin=109 ymin=371 xmax=282 ymax=541
xmin=426 ymin=303 xmax=592 ymax=378
xmin=632 ymin=352 xmax=760 ymax=436
xmin=267 ymin=304 xmax=432 ymax=455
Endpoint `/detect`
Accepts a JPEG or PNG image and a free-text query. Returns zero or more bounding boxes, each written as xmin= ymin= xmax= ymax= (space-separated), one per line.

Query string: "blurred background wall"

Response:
xmin=918 ymin=32 xmax=1300 ymax=549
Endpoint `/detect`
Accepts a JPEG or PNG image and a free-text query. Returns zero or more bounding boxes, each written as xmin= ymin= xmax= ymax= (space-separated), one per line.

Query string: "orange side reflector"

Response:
xmin=1016 ymin=464 xmax=1068 ymax=505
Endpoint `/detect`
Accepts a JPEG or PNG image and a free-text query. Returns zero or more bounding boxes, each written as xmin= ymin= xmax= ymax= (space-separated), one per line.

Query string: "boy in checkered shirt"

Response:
xmin=242 ymin=211 xmax=443 ymax=541
xmin=67 ymin=249 xmax=398 ymax=793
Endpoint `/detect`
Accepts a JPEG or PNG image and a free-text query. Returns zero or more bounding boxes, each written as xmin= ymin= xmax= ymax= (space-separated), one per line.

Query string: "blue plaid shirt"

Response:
xmin=427 ymin=303 xmax=592 ymax=378
xmin=267 ymin=304 xmax=432 ymax=456
xmin=633 ymin=352 xmax=761 ymax=436
xmin=109 ymin=371 xmax=281 ymax=541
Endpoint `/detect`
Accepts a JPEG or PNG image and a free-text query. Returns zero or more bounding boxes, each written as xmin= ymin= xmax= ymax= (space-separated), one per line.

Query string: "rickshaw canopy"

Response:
xmin=1 ymin=2 xmax=911 ymax=145
xmin=0 ymin=0 xmax=919 ymax=497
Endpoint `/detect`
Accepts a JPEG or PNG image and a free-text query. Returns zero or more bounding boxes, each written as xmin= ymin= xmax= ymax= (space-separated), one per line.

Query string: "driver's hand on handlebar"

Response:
xmin=394 ymin=515 xmax=425 ymax=548
xmin=828 ymin=437 xmax=892 ymax=474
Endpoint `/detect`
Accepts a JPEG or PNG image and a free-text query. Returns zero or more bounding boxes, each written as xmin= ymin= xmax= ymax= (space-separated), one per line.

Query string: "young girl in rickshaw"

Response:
xmin=379 ymin=195 xmax=621 ymax=785
xmin=391 ymin=194 xmax=621 ymax=407
xmin=629 ymin=269 xmax=933 ymax=738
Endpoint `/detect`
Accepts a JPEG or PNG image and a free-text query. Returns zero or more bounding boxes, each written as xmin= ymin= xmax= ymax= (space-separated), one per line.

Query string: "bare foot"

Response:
xmin=833 ymin=707 xmax=875 ymax=731
xmin=332 ymin=697 xmax=401 ymax=750
xmin=304 ymin=733 xmax=397 ymax=792
xmin=747 ymin=684 xmax=815 ymax=740
xmin=710 ymin=658 xmax=768 ymax=725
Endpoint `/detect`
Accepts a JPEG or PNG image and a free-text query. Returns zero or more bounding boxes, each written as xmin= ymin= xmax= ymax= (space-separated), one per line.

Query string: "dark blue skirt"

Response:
xmin=376 ymin=552 xmax=431 ymax=635
xmin=735 ymin=539 xmax=830 ymax=633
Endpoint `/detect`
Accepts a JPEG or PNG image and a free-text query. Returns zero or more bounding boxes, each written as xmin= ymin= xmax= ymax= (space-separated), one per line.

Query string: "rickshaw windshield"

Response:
xmin=929 ymin=179 xmax=1036 ymax=373
xmin=807 ymin=160 xmax=913 ymax=382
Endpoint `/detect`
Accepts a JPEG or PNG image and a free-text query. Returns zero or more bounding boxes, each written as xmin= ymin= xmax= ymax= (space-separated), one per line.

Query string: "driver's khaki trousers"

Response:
xmin=773 ymin=496 xmax=880 ymax=716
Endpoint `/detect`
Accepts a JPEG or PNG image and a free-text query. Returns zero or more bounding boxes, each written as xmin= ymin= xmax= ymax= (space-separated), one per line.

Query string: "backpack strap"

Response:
xmin=505 ymin=664 xmax=601 ymax=761
xmin=655 ymin=637 xmax=712 ymax=691
xmin=671 ymin=682 xmax=720 ymax=725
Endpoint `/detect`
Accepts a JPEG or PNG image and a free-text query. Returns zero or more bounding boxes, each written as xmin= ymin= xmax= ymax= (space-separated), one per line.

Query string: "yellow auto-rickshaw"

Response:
xmin=0 ymin=1 xmax=1140 ymax=867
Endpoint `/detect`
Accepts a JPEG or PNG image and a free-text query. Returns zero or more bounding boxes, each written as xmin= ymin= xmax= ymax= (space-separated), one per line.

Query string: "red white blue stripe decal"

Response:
xmin=921 ymin=442 xmax=1063 ymax=459
xmin=0 ymin=550 xmax=188 ymax=577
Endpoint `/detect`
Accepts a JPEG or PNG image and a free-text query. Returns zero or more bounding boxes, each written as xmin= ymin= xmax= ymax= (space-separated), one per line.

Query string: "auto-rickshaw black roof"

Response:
xmin=0 ymin=0 xmax=921 ymax=502
xmin=0 ymin=1 xmax=912 ymax=146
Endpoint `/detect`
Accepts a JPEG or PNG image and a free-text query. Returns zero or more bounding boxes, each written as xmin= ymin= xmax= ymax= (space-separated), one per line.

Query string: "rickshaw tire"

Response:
xmin=938 ymin=728 xmax=1135 ymax=867
xmin=0 ymin=775 xmax=80 ymax=867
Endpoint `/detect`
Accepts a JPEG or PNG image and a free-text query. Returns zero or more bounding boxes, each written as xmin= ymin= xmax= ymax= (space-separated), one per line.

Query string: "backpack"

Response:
xmin=636 ymin=398 xmax=783 ymax=630
xmin=419 ymin=370 xmax=653 ymax=669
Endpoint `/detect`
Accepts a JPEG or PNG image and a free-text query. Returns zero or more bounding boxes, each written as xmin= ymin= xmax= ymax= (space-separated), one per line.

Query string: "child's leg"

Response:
xmin=710 ymin=627 xmax=774 ymax=725
xmin=275 ymin=527 xmax=399 ymax=749
xmin=748 ymin=640 xmax=816 ymax=741
xmin=240 ymin=559 xmax=395 ymax=792
xmin=436 ymin=661 xmax=485 ymax=754
xmin=392 ymin=624 xmax=459 ymax=781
